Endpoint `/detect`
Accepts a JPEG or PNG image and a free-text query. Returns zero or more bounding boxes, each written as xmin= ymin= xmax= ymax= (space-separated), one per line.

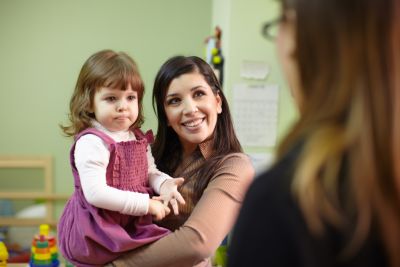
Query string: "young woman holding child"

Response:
xmin=111 ymin=56 xmax=255 ymax=266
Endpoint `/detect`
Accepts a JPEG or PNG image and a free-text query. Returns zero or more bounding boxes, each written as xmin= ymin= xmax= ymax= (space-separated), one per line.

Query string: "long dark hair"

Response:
xmin=152 ymin=56 xmax=242 ymax=201
xmin=275 ymin=0 xmax=400 ymax=265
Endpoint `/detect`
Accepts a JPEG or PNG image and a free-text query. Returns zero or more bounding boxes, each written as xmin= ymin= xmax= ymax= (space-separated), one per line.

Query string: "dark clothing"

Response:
xmin=228 ymin=144 xmax=387 ymax=267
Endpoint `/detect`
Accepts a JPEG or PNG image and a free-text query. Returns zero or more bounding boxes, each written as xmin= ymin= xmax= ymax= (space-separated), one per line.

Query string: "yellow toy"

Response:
xmin=0 ymin=241 xmax=8 ymax=267
xmin=204 ymin=26 xmax=225 ymax=85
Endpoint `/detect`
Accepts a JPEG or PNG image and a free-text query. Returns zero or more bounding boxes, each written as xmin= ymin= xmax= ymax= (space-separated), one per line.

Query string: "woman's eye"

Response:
xmin=194 ymin=91 xmax=205 ymax=98
xmin=167 ymin=98 xmax=180 ymax=105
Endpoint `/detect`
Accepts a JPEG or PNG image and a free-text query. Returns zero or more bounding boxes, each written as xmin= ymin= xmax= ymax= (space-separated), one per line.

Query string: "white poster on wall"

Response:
xmin=232 ymin=83 xmax=279 ymax=147
xmin=240 ymin=60 xmax=270 ymax=80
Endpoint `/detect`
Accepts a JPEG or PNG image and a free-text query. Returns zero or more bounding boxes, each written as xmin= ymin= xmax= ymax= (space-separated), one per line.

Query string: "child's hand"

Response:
xmin=157 ymin=177 xmax=186 ymax=215
xmin=148 ymin=199 xmax=170 ymax=221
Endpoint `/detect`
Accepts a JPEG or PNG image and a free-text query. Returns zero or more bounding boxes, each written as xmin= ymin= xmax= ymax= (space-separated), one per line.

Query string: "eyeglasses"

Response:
xmin=262 ymin=16 xmax=283 ymax=41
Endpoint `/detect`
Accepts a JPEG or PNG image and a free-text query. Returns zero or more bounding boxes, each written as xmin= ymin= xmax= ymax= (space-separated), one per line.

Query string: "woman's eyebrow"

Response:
xmin=166 ymin=85 xmax=205 ymax=98
xmin=190 ymin=85 xmax=205 ymax=91
xmin=166 ymin=92 xmax=179 ymax=98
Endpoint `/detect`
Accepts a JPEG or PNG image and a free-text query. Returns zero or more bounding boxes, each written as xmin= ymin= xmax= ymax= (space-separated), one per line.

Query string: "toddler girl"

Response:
xmin=58 ymin=49 xmax=185 ymax=266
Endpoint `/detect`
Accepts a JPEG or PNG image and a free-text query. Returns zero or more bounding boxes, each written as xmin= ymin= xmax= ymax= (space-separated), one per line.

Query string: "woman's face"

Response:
xmin=276 ymin=11 xmax=303 ymax=110
xmin=164 ymin=72 xmax=222 ymax=155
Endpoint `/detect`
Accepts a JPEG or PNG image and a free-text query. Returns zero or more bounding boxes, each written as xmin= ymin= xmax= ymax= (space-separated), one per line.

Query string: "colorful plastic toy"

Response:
xmin=30 ymin=224 xmax=59 ymax=267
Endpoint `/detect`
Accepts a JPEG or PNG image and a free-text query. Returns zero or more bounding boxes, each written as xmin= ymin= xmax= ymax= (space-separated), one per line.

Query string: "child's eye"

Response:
xmin=105 ymin=96 xmax=117 ymax=102
xmin=127 ymin=95 xmax=136 ymax=101
xmin=166 ymin=98 xmax=181 ymax=105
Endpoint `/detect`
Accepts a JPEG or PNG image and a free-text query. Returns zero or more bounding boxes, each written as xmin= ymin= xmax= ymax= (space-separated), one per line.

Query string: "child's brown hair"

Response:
xmin=61 ymin=49 xmax=145 ymax=137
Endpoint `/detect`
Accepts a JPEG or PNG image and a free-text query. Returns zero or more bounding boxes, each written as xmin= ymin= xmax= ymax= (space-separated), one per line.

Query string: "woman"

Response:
xmin=111 ymin=56 xmax=254 ymax=267
xmin=228 ymin=0 xmax=400 ymax=266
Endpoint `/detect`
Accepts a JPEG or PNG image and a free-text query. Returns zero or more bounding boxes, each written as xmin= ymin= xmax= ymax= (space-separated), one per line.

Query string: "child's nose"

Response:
xmin=117 ymin=100 xmax=128 ymax=111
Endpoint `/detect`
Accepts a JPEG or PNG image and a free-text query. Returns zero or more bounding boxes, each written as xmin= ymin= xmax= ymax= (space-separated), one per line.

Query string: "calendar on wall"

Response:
xmin=232 ymin=83 xmax=279 ymax=147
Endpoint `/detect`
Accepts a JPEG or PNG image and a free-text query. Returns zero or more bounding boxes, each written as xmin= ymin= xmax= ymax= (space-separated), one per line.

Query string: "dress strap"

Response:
xmin=133 ymin=128 xmax=154 ymax=144
xmin=74 ymin=128 xmax=115 ymax=149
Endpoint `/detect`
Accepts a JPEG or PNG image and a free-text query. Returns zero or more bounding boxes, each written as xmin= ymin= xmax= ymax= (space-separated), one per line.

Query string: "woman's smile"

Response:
xmin=181 ymin=117 xmax=205 ymax=128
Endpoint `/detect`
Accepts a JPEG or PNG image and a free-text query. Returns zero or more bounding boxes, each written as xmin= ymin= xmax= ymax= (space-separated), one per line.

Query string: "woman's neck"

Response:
xmin=180 ymin=140 xmax=198 ymax=160
xmin=182 ymin=146 xmax=197 ymax=161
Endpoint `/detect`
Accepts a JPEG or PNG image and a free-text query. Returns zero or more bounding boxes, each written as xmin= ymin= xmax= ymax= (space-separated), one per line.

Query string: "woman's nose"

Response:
xmin=182 ymin=100 xmax=199 ymax=115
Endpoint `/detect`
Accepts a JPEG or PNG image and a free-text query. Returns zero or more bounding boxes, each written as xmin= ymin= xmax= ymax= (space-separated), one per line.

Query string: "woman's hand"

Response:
xmin=148 ymin=199 xmax=171 ymax=221
xmin=156 ymin=177 xmax=186 ymax=215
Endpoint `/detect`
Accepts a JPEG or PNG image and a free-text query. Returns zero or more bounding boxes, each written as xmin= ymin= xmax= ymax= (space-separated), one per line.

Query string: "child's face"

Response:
xmin=91 ymin=84 xmax=139 ymax=132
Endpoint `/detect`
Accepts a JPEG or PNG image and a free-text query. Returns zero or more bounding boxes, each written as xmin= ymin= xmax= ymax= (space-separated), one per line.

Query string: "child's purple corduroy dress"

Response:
xmin=58 ymin=128 xmax=169 ymax=266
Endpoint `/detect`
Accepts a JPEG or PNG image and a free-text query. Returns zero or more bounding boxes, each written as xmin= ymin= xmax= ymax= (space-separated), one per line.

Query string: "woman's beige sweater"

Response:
xmin=112 ymin=142 xmax=255 ymax=267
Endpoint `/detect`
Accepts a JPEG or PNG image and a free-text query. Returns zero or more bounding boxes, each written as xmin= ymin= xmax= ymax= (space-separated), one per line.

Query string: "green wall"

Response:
xmin=213 ymin=0 xmax=297 ymax=171
xmin=0 ymin=0 xmax=212 ymax=198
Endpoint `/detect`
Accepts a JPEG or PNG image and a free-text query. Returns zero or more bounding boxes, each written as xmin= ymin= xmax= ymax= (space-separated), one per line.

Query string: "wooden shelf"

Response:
xmin=0 ymin=192 xmax=70 ymax=200
xmin=0 ymin=156 xmax=68 ymax=227
xmin=0 ymin=217 xmax=58 ymax=227
xmin=0 ymin=156 xmax=52 ymax=168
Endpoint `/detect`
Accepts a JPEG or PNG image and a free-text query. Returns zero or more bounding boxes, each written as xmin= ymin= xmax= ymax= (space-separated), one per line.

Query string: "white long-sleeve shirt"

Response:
xmin=74 ymin=121 xmax=171 ymax=216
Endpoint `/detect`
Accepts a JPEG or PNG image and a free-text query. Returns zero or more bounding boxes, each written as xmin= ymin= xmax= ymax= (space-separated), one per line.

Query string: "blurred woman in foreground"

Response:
xmin=229 ymin=0 xmax=400 ymax=266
